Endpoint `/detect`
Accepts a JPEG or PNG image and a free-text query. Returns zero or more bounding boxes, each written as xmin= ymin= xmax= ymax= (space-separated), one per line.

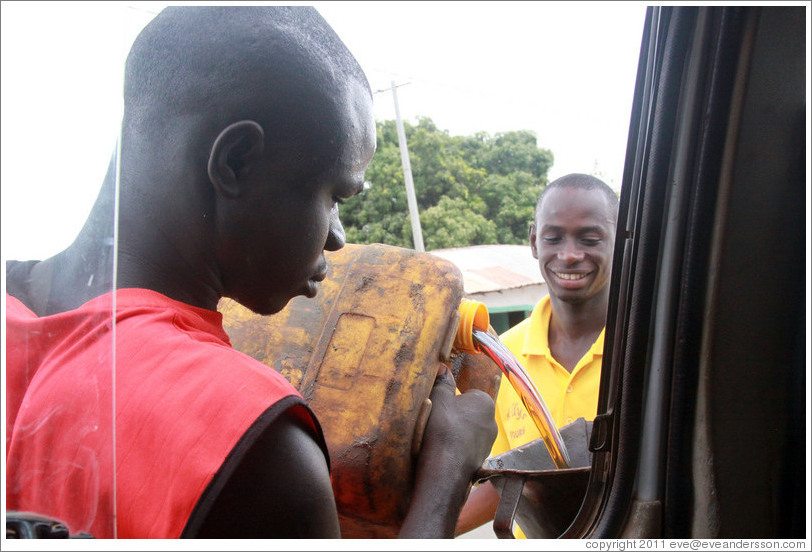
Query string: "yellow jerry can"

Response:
xmin=218 ymin=243 xmax=493 ymax=537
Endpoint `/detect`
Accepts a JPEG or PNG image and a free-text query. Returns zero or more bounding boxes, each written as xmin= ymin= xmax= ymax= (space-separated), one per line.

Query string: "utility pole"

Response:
xmin=391 ymin=81 xmax=425 ymax=252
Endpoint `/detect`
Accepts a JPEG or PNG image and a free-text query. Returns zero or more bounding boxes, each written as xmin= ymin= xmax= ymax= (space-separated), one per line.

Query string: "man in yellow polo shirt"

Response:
xmin=456 ymin=173 xmax=618 ymax=538
xmin=491 ymin=293 xmax=604 ymax=451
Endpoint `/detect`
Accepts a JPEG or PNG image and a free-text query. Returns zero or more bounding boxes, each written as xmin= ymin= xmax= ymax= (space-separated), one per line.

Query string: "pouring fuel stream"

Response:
xmin=472 ymin=329 xmax=571 ymax=469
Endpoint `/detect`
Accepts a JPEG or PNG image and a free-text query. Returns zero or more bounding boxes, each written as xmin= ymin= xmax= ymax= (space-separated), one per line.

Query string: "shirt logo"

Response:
xmin=508 ymin=402 xmax=528 ymax=421
xmin=509 ymin=427 xmax=526 ymax=440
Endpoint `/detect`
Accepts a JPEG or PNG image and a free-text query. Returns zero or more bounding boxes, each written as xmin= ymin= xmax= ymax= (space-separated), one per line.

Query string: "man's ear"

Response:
xmin=208 ymin=120 xmax=265 ymax=199
xmin=529 ymin=222 xmax=539 ymax=259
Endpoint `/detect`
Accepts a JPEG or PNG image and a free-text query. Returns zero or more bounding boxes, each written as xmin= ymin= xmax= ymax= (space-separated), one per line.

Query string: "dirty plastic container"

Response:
xmin=218 ymin=243 xmax=498 ymax=537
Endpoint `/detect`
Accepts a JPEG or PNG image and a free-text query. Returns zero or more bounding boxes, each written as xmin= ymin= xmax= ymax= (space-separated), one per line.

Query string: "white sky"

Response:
xmin=1 ymin=1 xmax=647 ymax=262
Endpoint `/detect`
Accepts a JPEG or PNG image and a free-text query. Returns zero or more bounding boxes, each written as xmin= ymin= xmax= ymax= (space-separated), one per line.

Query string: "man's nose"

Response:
xmin=325 ymin=206 xmax=346 ymax=251
xmin=558 ymin=240 xmax=585 ymax=263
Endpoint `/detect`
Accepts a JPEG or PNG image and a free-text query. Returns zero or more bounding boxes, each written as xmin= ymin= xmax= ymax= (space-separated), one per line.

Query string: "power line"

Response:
xmin=373 ymin=82 xmax=411 ymax=95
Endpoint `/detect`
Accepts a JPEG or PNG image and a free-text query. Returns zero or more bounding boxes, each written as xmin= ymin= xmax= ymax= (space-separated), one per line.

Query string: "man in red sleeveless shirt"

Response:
xmin=5 ymin=6 xmax=497 ymax=538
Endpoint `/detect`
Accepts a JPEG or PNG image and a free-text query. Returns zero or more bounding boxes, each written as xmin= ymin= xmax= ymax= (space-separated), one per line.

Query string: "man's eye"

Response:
xmin=542 ymin=236 xmax=561 ymax=243
xmin=582 ymin=238 xmax=601 ymax=246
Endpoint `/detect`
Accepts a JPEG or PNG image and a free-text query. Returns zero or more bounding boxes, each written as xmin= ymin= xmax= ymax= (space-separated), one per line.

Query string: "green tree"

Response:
xmin=420 ymin=196 xmax=498 ymax=251
xmin=473 ymin=130 xmax=553 ymax=178
xmin=340 ymin=141 xmax=411 ymax=247
xmin=342 ymin=118 xmax=553 ymax=250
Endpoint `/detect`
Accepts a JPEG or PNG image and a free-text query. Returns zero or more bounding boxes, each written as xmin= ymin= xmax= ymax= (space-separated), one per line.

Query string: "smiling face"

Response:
xmin=217 ymin=81 xmax=376 ymax=315
xmin=531 ymin=186 xmax=616 ymax=306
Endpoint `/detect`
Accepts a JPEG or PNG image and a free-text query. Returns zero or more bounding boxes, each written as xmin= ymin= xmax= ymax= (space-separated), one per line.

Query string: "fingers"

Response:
xmin=428 ymin=363 xmax=457 ymax=403
xmin=434 ymin=363 xmax=454 ymax=386
xmin=458 ymin=387 xmax=496 ymax=409
xmin=424 ymin=363 xmax=497 ymax=457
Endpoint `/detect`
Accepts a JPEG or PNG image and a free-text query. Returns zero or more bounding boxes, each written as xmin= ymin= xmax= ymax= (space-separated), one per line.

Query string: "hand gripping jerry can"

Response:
xmin=218 ymin=243 xmax=496 ymax=537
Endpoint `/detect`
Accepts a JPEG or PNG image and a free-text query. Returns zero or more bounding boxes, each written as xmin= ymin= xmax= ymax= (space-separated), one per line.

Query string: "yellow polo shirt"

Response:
xmin=490 ymin=294 xmax=604 ymax=457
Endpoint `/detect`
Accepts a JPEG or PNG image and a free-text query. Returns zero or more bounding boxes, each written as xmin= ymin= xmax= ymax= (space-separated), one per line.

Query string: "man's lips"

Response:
xmin=552 ymin=271 xmax=589 ymax=281
xmin=549 ymin=270 xmax=594 ymax=289
xmin=303 ymin=267 xmax=328 ymax=298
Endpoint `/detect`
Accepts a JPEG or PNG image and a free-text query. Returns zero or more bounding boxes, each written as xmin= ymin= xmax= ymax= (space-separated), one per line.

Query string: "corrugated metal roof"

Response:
xmin=429 ymin=244 xmax=544 ymax=294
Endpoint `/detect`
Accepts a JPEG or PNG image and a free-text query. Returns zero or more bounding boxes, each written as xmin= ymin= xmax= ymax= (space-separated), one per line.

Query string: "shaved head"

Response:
xmin=123 ymin=6 xmax=370 ymax=147
xmin=110 ymin=6 xmax=378 ymax=315
xmin=536 ymin=173 xmax=618 ymax=222
xmin=19 ymin=5 xmax=379 ymax=316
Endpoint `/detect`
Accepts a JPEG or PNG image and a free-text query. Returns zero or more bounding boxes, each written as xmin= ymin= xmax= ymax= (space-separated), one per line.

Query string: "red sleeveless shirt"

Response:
xmin=6 ymin=288 xmax=325 ymax=538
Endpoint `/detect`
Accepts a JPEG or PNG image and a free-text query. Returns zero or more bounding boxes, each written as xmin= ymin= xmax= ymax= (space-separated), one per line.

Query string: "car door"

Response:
xmin=563 ymin=5 xmax=806 ymax=539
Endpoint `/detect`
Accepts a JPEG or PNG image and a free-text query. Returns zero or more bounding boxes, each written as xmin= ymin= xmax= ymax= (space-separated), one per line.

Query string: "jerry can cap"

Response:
xmin=454 ymin=298 xmax=489 ymax=354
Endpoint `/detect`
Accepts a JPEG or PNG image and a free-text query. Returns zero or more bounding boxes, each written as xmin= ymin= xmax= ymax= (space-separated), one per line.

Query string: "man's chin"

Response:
xmin=234 ymin=295 xmax=290 ymax=317
xmin=553 ymin=289 xmax=590 ymax=306
xmin=232 ymin=283 xmax=319 ymax=316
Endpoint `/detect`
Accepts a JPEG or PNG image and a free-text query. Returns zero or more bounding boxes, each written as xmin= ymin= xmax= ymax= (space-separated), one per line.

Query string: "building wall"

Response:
xmin=469 ymin=283 xmax=548 ymax=334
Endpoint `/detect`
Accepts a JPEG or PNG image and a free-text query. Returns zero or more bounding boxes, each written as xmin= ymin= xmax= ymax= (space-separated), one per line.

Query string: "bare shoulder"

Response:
xmin=188 ymin=408 xmax=340 ymax=538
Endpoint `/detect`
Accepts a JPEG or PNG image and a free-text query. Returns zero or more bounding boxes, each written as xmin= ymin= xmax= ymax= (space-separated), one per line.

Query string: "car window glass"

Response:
xmin=1 ymin=2 xmax=646 ymax=540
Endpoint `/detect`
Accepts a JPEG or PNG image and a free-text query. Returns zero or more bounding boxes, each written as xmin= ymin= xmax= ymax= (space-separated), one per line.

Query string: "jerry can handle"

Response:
xmin=410 ymin=397 xmax=433 ymax=458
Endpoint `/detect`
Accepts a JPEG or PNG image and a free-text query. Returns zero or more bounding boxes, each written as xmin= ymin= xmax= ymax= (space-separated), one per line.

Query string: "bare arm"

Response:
xmin=399 ymin=364 xmax=498 ymax=538
xmin=455 ymin=480 xmax=500 ymax=536
xmin=191 ymin=410 xmax=341 ymax=538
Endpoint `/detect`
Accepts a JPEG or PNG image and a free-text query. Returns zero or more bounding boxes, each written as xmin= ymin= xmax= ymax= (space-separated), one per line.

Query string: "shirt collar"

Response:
xmin=521 ymin=295 xmax=606 ymax=359
xmin=522 ymin=294 xmax=552 ymax=357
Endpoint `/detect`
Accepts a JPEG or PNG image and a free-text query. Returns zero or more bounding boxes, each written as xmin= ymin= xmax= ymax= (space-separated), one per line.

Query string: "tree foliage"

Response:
xmin=341 ymin=117 xmax=554 ymax=250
